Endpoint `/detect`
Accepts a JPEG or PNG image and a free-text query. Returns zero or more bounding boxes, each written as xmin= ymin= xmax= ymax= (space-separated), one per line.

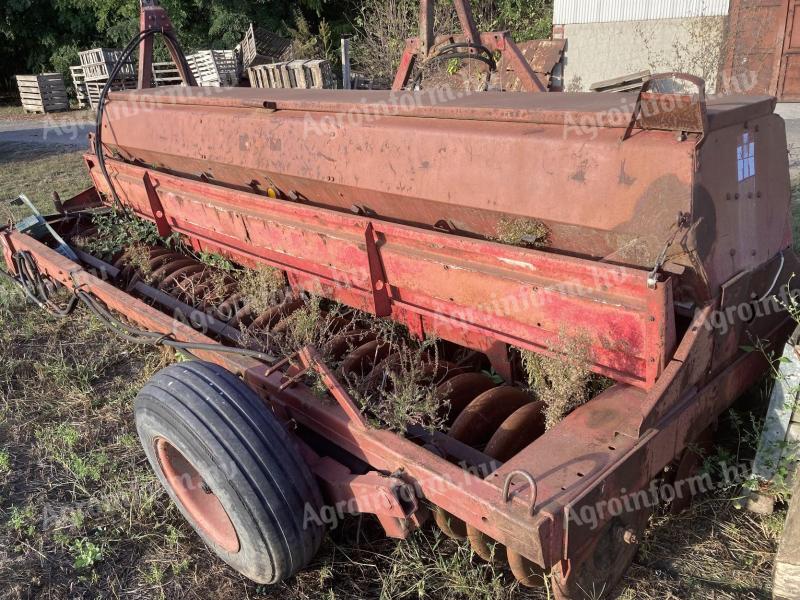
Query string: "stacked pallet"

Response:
xmin=78 ymin=48 xmax=136 ymax=109
xmin=186 ymin=50 xmax=239 ymax=87
xmin=241 ymin=24 xmax=292 ymax=70
xmin=79 ymin=48 xmax=135 ymax=82
xmin=69 ymin=66 xmax=90 ymax=108
xmin=152 ymin=61 xmax=183 ymax=87
xmin=248 ymin=59 xmax=335 ymax=90
xmin=15 ymin=74 xmax=69 ymax=113
xmin=85 ymin=79 xmax=137 ymax=109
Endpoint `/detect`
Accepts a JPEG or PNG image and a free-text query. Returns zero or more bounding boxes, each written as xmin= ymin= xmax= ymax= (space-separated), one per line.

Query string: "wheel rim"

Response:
xmin=155 ymin=437 xmax=240 ymax=553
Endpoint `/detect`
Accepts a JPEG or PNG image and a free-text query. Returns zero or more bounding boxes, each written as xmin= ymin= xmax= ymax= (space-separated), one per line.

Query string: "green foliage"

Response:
xmin=80 ymin=210 xmax=162 ymax=258
xmin=474 ymin=0 xmax=554 ymax=42
xmin=196 ymin=251 xmax=235 ymax=272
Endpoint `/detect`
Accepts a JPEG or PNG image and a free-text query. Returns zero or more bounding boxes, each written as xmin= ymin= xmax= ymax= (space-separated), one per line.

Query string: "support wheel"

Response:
xmin=551 ymin=507 xmax=648 ymax=600
xmin=135 ymin=361 xmax=324 ymax=584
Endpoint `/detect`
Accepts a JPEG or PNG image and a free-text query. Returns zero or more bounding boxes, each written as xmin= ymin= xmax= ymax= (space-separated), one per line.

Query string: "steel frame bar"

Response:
xmin=137 ymin=0 xmax=195 ymax=89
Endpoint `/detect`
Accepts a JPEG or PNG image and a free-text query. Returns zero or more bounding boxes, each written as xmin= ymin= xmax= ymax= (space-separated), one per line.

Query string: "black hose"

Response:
xmin=94 ymin=27 xmax=193 ymax=210
xmin=75 ymin=290 xmax=275 ymax=362
xmin=2 ymin=253 xmax=274 ymax=363
xmin=1 ymin=253 xmax=78 ymax=317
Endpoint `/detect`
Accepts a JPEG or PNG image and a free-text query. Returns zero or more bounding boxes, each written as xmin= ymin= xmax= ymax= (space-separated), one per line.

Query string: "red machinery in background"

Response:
xmin=1 ymin=2 xmax=797 ymax=597
xmin=392 ymin=0 xmax=553 ymax=91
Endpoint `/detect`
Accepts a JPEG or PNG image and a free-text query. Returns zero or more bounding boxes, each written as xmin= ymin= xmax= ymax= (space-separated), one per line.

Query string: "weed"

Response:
xmin=346 ymin=328 xmax=450 ymax=433
xmin=0 ymin=448 xmax=10 ymax=476
xmin=36 ymin=423 xmax=110 ymax=483
xmin=8 ymin=504 xmax=37 ymax=538
xmin=144 ymin=561 xmax=166 ymax=585
xmin=172 ymin=557 xmax=191 ymax=575
xmin=81 ymin=210 xmax=163 ymax=258
xmin=121 ymin=243 xmax=155 ymax=281
xmin=173 ymin=267 xmax=231 ymax=309
xmin=71 ymin=538 xmax=103 ymax=569
xmin=270 ymin=296 xmax=347 ymax=359
xmin=196 ymin=251 xmax=235 ymax=272
xmin=236 ymin=265 xmax=288 ymax=314
xmin=519 ymin=330 xmax=606 ymax=429
xmin=494 ymin=217 xmax=550 ymax=248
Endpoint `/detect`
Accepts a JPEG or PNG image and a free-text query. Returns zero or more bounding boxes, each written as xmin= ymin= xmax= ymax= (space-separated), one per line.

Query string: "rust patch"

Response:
xmin=618 ymin=160 xmax=636 ymax=187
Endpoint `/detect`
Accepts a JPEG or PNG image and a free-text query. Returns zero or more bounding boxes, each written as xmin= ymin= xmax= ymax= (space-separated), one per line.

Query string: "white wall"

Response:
xmin=559 ymin=16 xmax=728 ymax=92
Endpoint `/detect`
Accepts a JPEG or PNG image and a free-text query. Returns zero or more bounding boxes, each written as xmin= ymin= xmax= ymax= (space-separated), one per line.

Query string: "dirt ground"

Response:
xmin=0 ymin=109 xmax=796 ymax=600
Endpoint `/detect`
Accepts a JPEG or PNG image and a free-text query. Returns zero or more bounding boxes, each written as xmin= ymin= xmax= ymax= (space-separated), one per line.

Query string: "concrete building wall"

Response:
xmin=559 ymin=16 xmax=728 ymax=92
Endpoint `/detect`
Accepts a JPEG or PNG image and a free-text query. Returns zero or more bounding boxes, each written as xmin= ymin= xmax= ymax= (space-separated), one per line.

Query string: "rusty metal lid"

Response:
xmin=109 ymin=86 xmax=776 ymax=132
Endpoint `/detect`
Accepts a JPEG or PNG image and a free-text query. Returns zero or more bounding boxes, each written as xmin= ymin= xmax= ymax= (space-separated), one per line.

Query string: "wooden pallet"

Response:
xmin=241 ymin=23 xmax=292 ymax=69
xmin=152 ymin=61 xmax=183 ymax=87
xmin=69 ymin=66 xmax=89 ymax=109
xmin=85 ymin=79 xmax=137 ymax=110
xmin=248 ymin=59 xmax=335 ymax=90
xmin=15 ymin=74 xmax=69 ymax=113
xmin=79 ymin=48 xmax=135 ymax=82
xmin=186 ymin=50 xmax=239 ymax=87
xmin=306 ymin=59 xmax=335 ymax=89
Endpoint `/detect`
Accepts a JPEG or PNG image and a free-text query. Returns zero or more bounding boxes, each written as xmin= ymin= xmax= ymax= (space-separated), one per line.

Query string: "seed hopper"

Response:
xmin=2 ymin=2 xmax=798 ymax=596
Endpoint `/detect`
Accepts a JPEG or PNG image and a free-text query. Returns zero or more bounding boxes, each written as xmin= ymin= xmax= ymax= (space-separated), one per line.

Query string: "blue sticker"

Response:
xmin=737 ymin=132 xmax=755 ymax=182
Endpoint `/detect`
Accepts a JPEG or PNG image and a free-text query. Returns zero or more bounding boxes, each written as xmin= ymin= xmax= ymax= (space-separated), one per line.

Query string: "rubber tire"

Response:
xmin=135 ymin=360 xmax=324 ymax=584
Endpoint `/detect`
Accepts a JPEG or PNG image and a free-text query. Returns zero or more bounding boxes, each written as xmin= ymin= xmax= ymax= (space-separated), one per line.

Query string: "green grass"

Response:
xmin=0 ymin=141 xmax=91 ymax=218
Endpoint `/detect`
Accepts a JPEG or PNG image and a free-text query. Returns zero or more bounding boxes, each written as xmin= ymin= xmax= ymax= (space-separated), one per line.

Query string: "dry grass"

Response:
xmin=0 ymin=105 xmax=93 ymax=123
xmin=121 ymin=243 xmax=155 ymax=281
xmin=520 ymin=331 xmax=609 ymax=429
xmin=236 ymin=265 xmax=288 ymax=315
xmin=494 ymin=218 xmax=550 ymax=249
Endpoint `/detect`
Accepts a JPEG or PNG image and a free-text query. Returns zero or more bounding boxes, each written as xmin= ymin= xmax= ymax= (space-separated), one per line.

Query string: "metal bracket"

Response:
xmin=365 ymin=222 xmax=392 ymax=318
xmin=298 ymin=346 xmax=370 ymax=429
xmin=137 ymin=0 xmax=196 ymax=88
xmin=623 ymin=72 xmax=709 ymax=141
xmin=143 ymin=173 xmax=172 ymax=238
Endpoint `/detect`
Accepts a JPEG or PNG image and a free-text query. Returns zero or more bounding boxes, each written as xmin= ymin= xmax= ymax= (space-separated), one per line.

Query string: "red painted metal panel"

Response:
xmin=86 ymin=156 xmax=673 ymax=387
xmin=100 ymin=88 xmax=697 ymax=273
